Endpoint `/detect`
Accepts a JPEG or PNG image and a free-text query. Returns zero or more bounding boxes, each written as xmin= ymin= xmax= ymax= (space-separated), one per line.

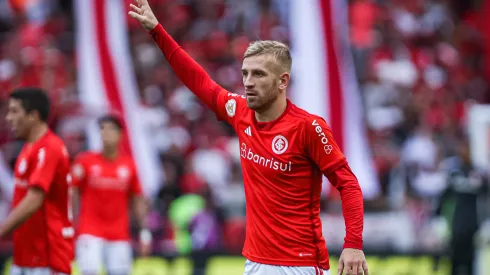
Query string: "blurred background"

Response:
xmin=0 ymin=0 xmax=490 ymax=274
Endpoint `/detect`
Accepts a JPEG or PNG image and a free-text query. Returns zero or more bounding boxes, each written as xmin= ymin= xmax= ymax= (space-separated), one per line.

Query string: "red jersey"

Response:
xmin=12 ymin=130 xmax=74 ymax=273
xmin=216 ymin=94 xmax=363 ymax=269
xmin=150 ymin=23 xmax=364 ymax=270
xmin=71 ymin=152 xmax=142 ymax=240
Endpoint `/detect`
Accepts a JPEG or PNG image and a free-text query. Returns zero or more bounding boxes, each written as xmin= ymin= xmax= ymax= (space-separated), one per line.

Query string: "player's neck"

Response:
xmin=255 ymin=97 xmax=287 ymax=123
xmin=102 ymin=147 xmax=119 ymax=160
xmin=27 ymin=123 xmax=48 ymax=143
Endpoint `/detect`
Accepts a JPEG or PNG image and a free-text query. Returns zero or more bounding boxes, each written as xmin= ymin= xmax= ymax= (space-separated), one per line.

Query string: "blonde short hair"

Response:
xmin=244 ymin=40 xmax=292 ymax=73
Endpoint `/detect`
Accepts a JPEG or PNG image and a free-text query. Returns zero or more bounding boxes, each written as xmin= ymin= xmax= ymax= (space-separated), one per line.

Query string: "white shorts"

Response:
xmin=76 ymin=234 xmax=132 ymax=274
xmin=10 ymin=265 xmax=69 ymax=275
xmin=244 ymin=260 xmax=330 ymax=275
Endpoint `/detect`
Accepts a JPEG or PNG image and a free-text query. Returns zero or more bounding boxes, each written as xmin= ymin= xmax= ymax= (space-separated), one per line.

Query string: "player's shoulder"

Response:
xmin=117 ymin=154 xmax=137 ymax=168
xmin=34 ymin=131 xmax=68 ymax=156
xmin=38 ymin=131 xmax=64 ymax=147
xmin=288 ymin=103 xmax=329 ymax=129
xmin=71 ymin=152 xmax=98 ymax=180
xmin=223 ymin=91 xmax=247 ymax=102
xmin=221 ymin=91 xmax=249 ymax=118
xmin=74 ymin=151 xmax=99 ymax=163
xmin=115 ymin=155 xmax=138 ymax=176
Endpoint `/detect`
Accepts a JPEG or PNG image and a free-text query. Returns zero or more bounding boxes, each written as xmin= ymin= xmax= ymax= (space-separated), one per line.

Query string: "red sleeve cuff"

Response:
xmin=149 ymin=23 xmax=162 ymax=35
xmin=133 ymin=187 xmax=143 ymax=196
xmin=29 ymin=183 xmax=48 ymax=193
xmin=343 ymin=240 xmax=363 ymax=250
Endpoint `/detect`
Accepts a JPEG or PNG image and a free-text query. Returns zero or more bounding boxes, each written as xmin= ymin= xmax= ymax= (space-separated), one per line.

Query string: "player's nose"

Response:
xmin=5 ymin=113 xmax=13 ymax=123
xmin=244 ymin=76 xmax=254 ymax=88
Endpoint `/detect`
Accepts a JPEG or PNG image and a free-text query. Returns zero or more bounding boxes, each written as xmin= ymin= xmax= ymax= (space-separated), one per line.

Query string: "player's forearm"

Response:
xmin=72 ymin=187 xmax=80 ymax=223
xmin=150 ymin=24 xmax=219 ymax=110
xmin=133 ymin=195 xmax=152 ymax=246
xmin=0 ymin=188 xmax=44 ymax=238
xmin=328 ymin=165 xmax=364 ymax=249
xmin=133 ymin=195 xmax=148 ymax=229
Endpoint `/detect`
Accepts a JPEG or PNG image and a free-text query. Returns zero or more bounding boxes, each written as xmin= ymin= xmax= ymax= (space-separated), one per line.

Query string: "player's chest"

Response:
xmin=236 ymin=120 xmax=309 ymax=174
xmin=13 ymin=145 xmax=38 ymax=185
xmin=12 ymin=152 xmax=31 ymax=200
xmin=85 ymin=161 xmax=132 ymax=191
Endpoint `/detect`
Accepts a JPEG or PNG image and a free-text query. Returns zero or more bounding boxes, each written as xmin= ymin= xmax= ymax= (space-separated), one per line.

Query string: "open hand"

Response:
xmin=128 ymin=0 xmax=158 ymax=31
xmin=138 ymin=240 xmax=152 ymax=257
xmin=338 ymin=248 xmax=369 ymax=275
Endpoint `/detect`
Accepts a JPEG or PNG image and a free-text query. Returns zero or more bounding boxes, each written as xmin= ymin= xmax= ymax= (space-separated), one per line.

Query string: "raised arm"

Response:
xmin=129 ymin=0 xmax=221 ymax=111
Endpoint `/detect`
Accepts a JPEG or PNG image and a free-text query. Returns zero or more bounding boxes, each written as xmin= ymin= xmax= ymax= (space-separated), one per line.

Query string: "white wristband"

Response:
xmin=139 ymin=228 xmax=152 ymax=244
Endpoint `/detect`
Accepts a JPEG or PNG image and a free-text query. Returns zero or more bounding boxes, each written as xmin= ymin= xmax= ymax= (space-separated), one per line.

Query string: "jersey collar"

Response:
xmin=254 ymin=99 xmax=292 ymax=131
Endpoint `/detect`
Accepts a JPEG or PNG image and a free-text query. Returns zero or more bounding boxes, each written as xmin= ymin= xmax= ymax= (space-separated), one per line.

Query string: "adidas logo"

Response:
xmin=244 ymin=126 xmax=252 ymax=137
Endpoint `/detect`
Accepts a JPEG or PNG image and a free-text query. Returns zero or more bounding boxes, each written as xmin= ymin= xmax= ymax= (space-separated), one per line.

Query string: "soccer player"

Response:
xmin=70 ymin=114 xmax=149 ymax=275
xmin=1 ymin=87 xmax=74 ymax=275
xmin=129 ymin=1 xmax=368 ymax=274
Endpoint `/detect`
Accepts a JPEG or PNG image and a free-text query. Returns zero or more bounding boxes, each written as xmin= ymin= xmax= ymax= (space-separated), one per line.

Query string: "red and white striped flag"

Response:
xmin=75 ymin=0 xmax=162 ymax=196
xmin=290 ymin=0 xmax=380 ymax=199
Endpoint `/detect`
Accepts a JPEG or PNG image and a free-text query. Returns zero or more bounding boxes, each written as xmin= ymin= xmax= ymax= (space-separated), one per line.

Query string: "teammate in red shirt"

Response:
xmin=130 ymin=1 xmax=369 ymax=274
xmin=71 ymin=114 xmax=149 ymax=275
xmin=0 ymin=88 xmax=74 ymax=275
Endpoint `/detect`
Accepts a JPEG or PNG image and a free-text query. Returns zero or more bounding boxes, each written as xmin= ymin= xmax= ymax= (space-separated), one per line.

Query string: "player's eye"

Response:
xmin=254 ymin=71 xmax=264 ymax=77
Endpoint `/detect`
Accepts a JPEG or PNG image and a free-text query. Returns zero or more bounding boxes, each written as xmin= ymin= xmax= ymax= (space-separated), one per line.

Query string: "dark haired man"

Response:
xmin=1 ymin=87 xmax=74 ymax=275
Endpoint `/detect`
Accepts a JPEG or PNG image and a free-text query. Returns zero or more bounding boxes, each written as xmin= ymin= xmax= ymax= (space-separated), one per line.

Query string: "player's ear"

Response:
xmin=26 ymin=109 xmax=40 ymax=122
xmin=279 ymin=72 xmax=290 ymax=90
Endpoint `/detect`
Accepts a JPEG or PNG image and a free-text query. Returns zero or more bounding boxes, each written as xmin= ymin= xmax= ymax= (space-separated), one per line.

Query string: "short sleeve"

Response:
xmin=214 ymin=89 xmax=247 ymax=126
xmin=130 ymin=164 xmax=143 ymax=196
xmin=71 ymin=155 xmax=88 ymax=188
xmin=304 ymin=117 xmax=347 ymax=176
xmin=29 ymin=145 xmax=61 ymax=192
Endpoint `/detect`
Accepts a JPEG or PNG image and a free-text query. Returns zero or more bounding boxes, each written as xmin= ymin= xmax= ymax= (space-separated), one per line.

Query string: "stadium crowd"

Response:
xmin=0 ymin=0 xmax=489 ymax=266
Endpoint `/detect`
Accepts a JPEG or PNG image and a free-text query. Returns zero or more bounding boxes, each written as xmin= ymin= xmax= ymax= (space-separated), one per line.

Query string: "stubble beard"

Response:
xmin=246 ymin=89 xmax=278 ymax=112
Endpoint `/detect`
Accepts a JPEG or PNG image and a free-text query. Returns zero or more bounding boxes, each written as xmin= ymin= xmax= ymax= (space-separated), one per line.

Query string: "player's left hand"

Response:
xmin=138 ymin=228 xmax=152 ymax=256
xmin=338 ymin=248 xmax=368 ymax=275
xmin=138 ymin=241 xmax=152 ymax=257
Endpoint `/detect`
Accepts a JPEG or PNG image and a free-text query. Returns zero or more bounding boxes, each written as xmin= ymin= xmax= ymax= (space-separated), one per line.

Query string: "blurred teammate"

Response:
xmin=130 ymin=1 xmax=368 ymax=274
xmin=1 ymin=88 xmax=74 ymax=275
xmin=71 ymin=114 xmax=149 ymax=275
